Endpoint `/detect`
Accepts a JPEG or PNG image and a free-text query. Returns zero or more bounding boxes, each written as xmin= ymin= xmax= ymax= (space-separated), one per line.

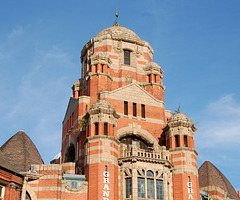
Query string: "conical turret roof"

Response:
xmin=0 ymin=131 xmax=44 ymax=172
xmin=199 ymin=160 xmax=239 ymax=199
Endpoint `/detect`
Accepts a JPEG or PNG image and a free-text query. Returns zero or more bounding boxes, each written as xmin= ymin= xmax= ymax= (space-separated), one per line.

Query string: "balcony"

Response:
xmin=119 ymin=142 xmax=172 ymax=166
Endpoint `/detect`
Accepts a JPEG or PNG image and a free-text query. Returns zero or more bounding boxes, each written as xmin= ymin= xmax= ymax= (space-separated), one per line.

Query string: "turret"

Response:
xmin=164 ymin=113 xmax=200 ymax=200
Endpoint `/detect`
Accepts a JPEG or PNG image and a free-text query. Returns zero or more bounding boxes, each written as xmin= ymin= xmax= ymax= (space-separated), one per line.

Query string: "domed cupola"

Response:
xmin=163 ymin=113 xmax=197 ymax=149
xmin=86 ymin=100 xmax=120 ymax=137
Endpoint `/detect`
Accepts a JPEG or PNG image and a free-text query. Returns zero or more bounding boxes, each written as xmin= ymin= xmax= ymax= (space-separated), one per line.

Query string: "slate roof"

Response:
xmin=199 ymin=160 xmax=239 ymax=199
xmin=0 ymin=131 xmax=44 ymax=172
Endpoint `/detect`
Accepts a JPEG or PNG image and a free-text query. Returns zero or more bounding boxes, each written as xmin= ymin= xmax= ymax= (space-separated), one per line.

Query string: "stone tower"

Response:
xmin=61 ymin=25 xmax=200 ymax=200
xmin=163 ymin=113 xmax=200 ymax=200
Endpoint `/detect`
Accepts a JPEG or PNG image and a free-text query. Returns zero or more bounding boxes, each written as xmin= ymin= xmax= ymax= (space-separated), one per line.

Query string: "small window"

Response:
xmin=124 ymin=101 xmax=128 ymax=115
xmin=148 ymin=74 xmax=151 ymax=83
xmin=147 ymin=170 xmax=154 ymax=177
xmin=133 ymin=103 xmax=137 ymax=117
xmin=154 ymin=74 xmax=157 ymax=83
xmin=175 ymin=135 xmax=179 ymax=147
xmin=141 ymin=104 xmax=145 ymax=118
xmin=104 ymin=123 xmax=108 ymax=135
xmin=184 ymin=135 xmax=188 ymax=147
xmin=71 ymin=181 xmax=78 ymax=188
xmin=95 ymin=123 xmax=99 ymax=135
xmin=124 ymin=50 xmax=131 ymax=65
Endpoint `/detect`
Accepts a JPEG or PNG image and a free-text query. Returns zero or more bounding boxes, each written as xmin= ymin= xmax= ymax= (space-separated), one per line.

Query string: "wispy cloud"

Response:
xmin=0 ymin=45 xmax=75 ymax=163
xmin=196 ymin=94 xmax=240 ymax=148
xmin=8 ymin=26 xmax=24 ymax=40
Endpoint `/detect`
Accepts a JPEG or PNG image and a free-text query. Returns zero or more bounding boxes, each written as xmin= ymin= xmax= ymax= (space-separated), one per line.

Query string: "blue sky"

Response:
xmin=0 ymin=0 xmax=239 ymax=192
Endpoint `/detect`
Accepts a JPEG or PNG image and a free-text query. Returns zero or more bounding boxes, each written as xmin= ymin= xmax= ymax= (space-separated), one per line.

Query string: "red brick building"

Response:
xmin=60 ymin=24 xmax=200 ymax=200
xmin=1 ymin=24 xmax=239 ymax=200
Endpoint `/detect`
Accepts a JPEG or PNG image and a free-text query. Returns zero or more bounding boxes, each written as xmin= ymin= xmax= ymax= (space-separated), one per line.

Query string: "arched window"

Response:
xmin=147 ymin=170 xmax=155 ymax=199
xmin=120 ymin=136 xmax=148 ymax=150
xmin=64 ymin=144 xmax=75 ymax=162
xmin=137 ymin=169 xmax=164 ymax=200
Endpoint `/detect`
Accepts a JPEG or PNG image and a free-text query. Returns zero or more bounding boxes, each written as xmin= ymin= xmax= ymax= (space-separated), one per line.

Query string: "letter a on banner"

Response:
xmin=188 ymin=194 xmax=194 ymax=199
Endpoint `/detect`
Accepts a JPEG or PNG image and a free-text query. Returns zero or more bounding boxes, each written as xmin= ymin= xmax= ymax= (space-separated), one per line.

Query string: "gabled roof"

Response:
xmin=62 ymin=97 xmax=79 ymax=124
xmin=100 ymin=83 xmax=164 ymax=107
xmin=199 ymin=161 xmax=239 ymax=199
xmin=0 ymin=131 xmax=44 ymax=172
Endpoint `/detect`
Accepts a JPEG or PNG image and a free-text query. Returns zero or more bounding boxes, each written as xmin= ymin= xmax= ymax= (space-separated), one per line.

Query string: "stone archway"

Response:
xmin=117 ymin=122 xmax=160 ymax=150
xmin=64 ymin=143 xmax=75 ymax=163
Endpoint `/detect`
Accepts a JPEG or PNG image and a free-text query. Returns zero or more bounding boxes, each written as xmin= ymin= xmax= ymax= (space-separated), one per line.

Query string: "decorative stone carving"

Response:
xmin=144 ymin=62 xmax=164 ymax=77
xmin=90 ymin=52 xmax=112 ymax=66
xmin=113 ymin=40 xmax=123 ymax=53
xmin=126 ymin=75 xmax=132 ymax=84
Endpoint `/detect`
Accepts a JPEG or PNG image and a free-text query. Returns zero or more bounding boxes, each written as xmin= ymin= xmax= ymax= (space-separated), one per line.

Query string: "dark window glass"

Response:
xmin=156 ymin=180 xmax=164 ymax=200
xmin=104 ymin=123 xmax=108 ymax=135
xmin=147 ymin=170 xmax=154 ymax=177
xmin=133 ymin=103 xmax=137 ymax=117
xmin=155 ymin=74 xmax=157 ymax=83
xmin=147 ymin=178 xmax=155 ymax=199
xmin=148 ymin=74 xmax=151 ymax=83
xmin=184 ymin=135 xmax=188 ymax=147
xmin=138 ymin=177 xmax=145 ymax=198
xmin=124 ymin=101 xmax=128 ymax=115
xmin=175 ymin=135 xmax=179 ymax=147
xmin=125 ymin=178 xmax=132 ymax=198
xmin=120 ymin=136 xmax=148 ymax=150
xmin=95 ymin=123 xmax=99 ymax=135
xmin=141 ymin=104 xmax=145 ymax=118
xmin=124 ymin=50 xmax=131 ymax=65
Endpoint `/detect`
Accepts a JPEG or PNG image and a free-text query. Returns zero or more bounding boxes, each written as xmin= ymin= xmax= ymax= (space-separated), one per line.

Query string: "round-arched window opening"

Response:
xmin=64 ymin=144 xmax=75 ymax=163
xmin=120 ymin=136 xmax=148 ymax=149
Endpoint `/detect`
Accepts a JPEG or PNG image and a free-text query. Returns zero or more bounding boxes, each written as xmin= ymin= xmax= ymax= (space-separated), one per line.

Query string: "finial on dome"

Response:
xmin=114 ymin=7 xmax=120 ymax=26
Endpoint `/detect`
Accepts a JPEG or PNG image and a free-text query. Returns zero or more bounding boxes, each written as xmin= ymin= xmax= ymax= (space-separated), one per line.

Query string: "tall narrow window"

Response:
xmin=104 ymin=123 xmax=108 ymax=135
xmin=141 ymin=104 xmax=145 ymax=118
xmin=147 ymin=179 xmax=155 ymax=199
xmin=154 ymin=74 xmax=157 ymax=83
xmin=124 ymin=50 xmax=131 ymax=65
xmin=157 ymin=180 xmax=164 ymax=200
xmin=95 ymin=123 xmax=99 ymax=135
xmin=125 ymin=178 xmax=132 ymax=198
xmin=175 ymin=135 xmax=179 ymax=147
xmin=124 ymin=101 xmax=128 ymax=115
xmin=138 ymin=177 xmax=145 ymax=198
xmin=148 ymin=74 xmax=151 ymax=83
xmin=184 ymin=135 xmax=188 ymax=147
xmin=147 ymin=170 xmax=155 ymax=199
xmin=133 ymin=103 xmax=137 ymax=117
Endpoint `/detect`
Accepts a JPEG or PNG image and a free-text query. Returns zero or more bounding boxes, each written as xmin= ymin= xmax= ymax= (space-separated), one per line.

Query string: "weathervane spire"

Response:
xmin=114 ymin=7 xmax=120 ymax=26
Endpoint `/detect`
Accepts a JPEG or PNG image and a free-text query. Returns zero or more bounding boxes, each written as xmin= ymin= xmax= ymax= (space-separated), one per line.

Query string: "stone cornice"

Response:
xmin=169 ymin=147 xmax=198 ymax=156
